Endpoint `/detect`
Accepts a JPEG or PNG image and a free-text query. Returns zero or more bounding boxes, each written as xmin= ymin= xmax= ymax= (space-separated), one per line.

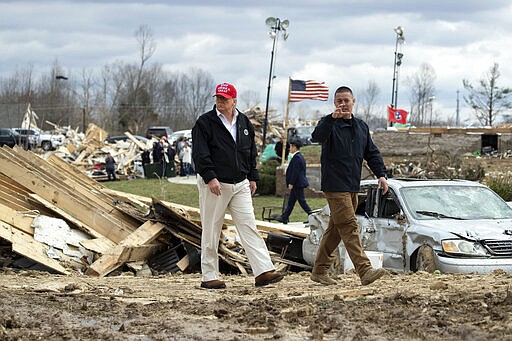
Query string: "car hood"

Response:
xmin=413 ymin=218 xmax=512 ymax=240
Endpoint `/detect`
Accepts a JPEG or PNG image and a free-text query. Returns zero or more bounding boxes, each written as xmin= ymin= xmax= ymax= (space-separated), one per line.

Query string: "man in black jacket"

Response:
xmin=192 ymin=82 xmax=284 ymax=289
xmin=310 ymin=86 xmax=388 ymax=286
xmin=276 ymin=139 xmax=312 ymax=224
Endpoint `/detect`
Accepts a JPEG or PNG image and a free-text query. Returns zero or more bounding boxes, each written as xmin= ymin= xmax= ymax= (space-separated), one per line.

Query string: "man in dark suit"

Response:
xmin=277 ymin=139 xmax=313 ymax=224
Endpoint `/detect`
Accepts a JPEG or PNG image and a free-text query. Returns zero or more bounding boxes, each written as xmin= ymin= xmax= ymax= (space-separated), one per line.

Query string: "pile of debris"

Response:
xmin=48 ymin=123 xmax=151 ymax=181
xmin=0 ymin=146 xmax=306 ymax=277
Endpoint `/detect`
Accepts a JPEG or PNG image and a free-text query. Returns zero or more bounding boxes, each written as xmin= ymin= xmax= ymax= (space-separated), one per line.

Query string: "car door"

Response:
xmin=358 ymin=185 xmax=407 ymax=272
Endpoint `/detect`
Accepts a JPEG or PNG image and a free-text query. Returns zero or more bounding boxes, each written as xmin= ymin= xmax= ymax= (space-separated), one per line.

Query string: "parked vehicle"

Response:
xmin=145 ymin=126 xmax=173 ymax=140
xmin=0 ymin=128 xmax=32 ymax=148
xmin=11 ymin=128 xmax=38 ymax=149
xmin=287 ymin=126 xmax=315 ymax=146
xmin=303 ymin=178 xmax=512 ymax=274
xmin=12 ymin=128 xmax=65 ymax=151
xmin=38 ymin=131 xmax=65 ymax=151
xmin=169 ymin=129 xmax=192 ymax=145
xmin=106 ymin=135 xmax=148 ymax=144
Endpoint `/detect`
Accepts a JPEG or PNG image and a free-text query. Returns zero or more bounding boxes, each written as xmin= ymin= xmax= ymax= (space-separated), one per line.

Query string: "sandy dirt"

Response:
xmin=1 ymin=268 xmax=512 ymax=340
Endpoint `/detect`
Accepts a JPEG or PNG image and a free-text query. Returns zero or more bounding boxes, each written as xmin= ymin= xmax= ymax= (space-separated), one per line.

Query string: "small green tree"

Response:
xmin=463 ymin=63 xmax=512 ymax=126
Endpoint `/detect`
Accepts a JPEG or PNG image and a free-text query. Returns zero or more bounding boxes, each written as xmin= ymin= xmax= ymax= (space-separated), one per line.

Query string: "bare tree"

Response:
xmin=407 ymin=63 xmax=436 ymax=126
xmin=0 ymin=65 xmax=34 ymax=127
xmin=357 ymin=80 xmax=381 ymax=123
xmin=117 ymin=24 xmax=158 ymax=134
xmin=238 ymin=90 xmax=261 ymax=111
xmin=463 ymin=63 xmax=512 ymax=126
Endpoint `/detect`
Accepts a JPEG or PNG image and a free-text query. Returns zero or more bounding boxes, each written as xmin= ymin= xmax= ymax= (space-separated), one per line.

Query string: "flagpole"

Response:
xmin=281 ymin=78 xmax=292 ymax=167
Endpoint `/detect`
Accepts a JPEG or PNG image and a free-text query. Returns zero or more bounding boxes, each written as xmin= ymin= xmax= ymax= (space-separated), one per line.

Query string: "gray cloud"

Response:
xmin=1 ymin=0 xmax=511 ymax=123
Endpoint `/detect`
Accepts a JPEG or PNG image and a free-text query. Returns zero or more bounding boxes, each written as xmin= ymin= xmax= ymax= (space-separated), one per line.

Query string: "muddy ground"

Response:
xmin=1 ymin=268 xmax=512 ymax=340
xmin=2 ymin=155 xmax=512 ymax=340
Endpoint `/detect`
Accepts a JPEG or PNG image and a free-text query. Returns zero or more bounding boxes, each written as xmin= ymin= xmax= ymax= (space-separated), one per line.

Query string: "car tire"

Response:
xmin=41 ymin=141 xmax=52 ymax=151
xmin=415 ymin=245 xmax=436 ymax=273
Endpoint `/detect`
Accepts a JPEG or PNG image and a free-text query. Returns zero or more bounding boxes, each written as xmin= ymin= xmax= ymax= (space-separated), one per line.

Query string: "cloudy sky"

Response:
xmin=1 ymin=0 xmax=511 ymax=124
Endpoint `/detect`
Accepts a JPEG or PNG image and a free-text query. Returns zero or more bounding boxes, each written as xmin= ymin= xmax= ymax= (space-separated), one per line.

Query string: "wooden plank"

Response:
xmin=13 ymin=147 xmax=139 ymax=226
xmin=0 ymin=202 xmax=35 ymax=235
xmin=46 ymin=153 xmax=104 ymax=191
xmin=28 ymin=193 xmax=104 ymax=239
xmin=0 ymin=220 xmax=70 ymax=275
xmin=0 ymin=148 xmax=137 ymax=243
xmin=86 ymin=221 xmax=166 ymax=276
xmin=124 ymin=131 xmax=147 ymax=150
xmin=118 ymin=244 xmax=162 ymax=263
xmin=79 ymin=237 xmax=116 ymax=254
xmin=409 ymin=127 xmax=512 ymax=135
xmin=176 ymin=254 xmax=189 ymax=271
xmin=103 ymin=188 xmax=309 ymax=237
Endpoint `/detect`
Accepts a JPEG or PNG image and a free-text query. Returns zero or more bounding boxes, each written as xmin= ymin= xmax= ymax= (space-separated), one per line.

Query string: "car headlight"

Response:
xmin=442 ymin=239 xmax=488 ymax=256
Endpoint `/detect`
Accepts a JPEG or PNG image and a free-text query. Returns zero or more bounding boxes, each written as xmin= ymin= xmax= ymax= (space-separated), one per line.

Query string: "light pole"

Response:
xmin=390 ymin=26 xmax=405 ymax=126
xmin=427 ymin=96 xmax=435 ymax=164
xmin=56 ymin=75 xmax=87 ymax=133
xmin=262 ymin=17 xmax=289 ymax=150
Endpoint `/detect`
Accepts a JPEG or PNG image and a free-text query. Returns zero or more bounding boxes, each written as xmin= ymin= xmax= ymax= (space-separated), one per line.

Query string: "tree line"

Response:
xmin=0 ymin=25 xmax=217 ymax=135
xmin=0 ymin=24 xmax=510 ymax=133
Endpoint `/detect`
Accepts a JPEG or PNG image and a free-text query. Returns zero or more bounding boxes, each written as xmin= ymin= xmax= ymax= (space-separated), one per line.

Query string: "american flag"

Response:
xmin=289 ymin=79 xmax=329 ymax=102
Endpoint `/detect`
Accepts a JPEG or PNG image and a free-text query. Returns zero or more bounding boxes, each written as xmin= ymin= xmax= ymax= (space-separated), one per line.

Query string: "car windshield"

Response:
xmin=400 ymin=185 xmax=512 ymax=220
xmin=295 ymin=126 xmax=314 ymax=135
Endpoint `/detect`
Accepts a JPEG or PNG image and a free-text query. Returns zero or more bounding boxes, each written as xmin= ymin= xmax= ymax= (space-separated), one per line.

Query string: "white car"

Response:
xmin=303 ymin=178 xmax=512 ymax=274
xmin=169 ymin=129 xmax=192 ymax=145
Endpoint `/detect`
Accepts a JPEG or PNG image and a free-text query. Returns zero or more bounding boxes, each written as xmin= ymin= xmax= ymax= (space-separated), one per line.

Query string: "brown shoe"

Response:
xmin=360 ymin=268 xmax=387 ymax=286
xmin=310 ymin=273 xmax=337 ymax=286
xmin=255 ymin=270 xmax=284 ymax=287
xmin=200 ymin=279 xmax=226 ymax=289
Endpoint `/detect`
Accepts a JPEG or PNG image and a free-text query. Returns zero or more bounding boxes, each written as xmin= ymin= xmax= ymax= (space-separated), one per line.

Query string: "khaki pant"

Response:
xmin=197 ymin=176 xmax=275 ymax=282
xmin=312 ymin=192 xmax=371 ymax=278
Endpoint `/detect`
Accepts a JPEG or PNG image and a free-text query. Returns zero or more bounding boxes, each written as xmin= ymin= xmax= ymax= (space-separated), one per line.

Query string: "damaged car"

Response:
xmin=303 ymin=178 xmax=512 ymax=274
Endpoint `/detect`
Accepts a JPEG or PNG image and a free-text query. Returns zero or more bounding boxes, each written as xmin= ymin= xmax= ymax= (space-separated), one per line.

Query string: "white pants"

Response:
xmin=197 ymin=176 xmax=275 ymax=282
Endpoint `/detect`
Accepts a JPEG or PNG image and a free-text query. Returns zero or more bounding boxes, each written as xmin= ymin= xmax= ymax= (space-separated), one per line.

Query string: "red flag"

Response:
xmin=289 ymin=79 xmax=329 ymax=102
xmin=387 ymin=106 xmax=408 ymax=124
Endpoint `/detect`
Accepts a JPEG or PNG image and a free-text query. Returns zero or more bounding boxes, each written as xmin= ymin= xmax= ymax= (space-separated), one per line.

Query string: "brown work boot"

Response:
xmin=200 ymin=279 xmax=226 ymax=289
xmin=310 ymin=272 xmax=337 ymax=286
xmin=255 ymin=270 xmax=284 ymax=287
xmin=360 ymin=268 xmax=387 ymax=286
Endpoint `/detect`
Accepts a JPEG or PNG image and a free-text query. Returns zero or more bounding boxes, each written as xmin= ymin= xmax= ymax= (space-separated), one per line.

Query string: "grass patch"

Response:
xmin=103 ymin=178 xmax=327 ymax=223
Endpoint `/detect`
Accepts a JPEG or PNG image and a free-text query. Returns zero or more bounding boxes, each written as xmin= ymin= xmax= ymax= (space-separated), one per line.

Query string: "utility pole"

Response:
xmin=456 ymin=90 xmax=460 ymax=127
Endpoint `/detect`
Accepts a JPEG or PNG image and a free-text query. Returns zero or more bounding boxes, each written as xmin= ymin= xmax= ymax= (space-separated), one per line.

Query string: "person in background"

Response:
xmin=274 ymin=137 xmax=290 ymax=163
xmin=160 ymin=136 xmax=170 ymax=177
xmin=180 ymin=141 xmax=192 ymax=179
xmin=152 ymin=140 xmax=162 ymax=164
xmin=141 ymin=149 xmax=151 ymax=178
xmin=105 ymin=152 xmax=117 ymax=181
xmin=176 ymin=136 xmax=186 ymax=176
xmin=276 ymin=139 xmax=313 ymax=224
xmin=192 ymin=82 xmax=284 ymax=289
xmin=310 ymin=85 xmax=388 ymax=287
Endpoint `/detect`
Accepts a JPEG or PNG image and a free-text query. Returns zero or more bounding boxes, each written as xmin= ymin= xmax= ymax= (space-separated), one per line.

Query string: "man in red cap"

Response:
xmin=192 ymin=82 xmax=284 ymax=289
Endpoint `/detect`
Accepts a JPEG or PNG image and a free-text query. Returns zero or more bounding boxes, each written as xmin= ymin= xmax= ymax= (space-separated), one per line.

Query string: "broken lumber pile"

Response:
xmin=0 ymin=145 xmax=306 ymax=277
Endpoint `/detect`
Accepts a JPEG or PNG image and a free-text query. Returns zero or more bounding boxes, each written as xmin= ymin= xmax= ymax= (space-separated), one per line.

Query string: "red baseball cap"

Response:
xmin=214 ymin=83 xmax=237 ymax=99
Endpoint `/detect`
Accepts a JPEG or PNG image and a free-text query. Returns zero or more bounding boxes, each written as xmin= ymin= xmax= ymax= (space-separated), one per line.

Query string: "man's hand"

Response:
xmin=378 ymin=177 xmax=389 ymax=195
xmin=249 ymin=181 xmax=257 ymax=195
xmin=332 ymin=105 xmax=352 ymax=119
xmin=208 ymin=178 xmax=222 ymax=196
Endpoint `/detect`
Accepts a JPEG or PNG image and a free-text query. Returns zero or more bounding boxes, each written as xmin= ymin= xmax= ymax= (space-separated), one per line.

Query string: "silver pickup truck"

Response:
xmin=12 ymin=128 xmax=65 ymax=151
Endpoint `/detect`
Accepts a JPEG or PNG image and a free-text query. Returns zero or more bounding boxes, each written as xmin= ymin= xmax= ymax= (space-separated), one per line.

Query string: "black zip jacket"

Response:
xmin=311 ymin=113 xmax=387 ymax=192
xmin=192 ymin=106 xmax=259 ymax=184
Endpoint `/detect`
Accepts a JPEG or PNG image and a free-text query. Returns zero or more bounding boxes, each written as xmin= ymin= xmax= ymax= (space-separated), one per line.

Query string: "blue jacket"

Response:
xmin=311 ymin=114 xmax=387 ymax=192
xmin=192 ymin=106 xmax=259 ymax=184
xmin=286 ymin=152 xmax=309 ymax=188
